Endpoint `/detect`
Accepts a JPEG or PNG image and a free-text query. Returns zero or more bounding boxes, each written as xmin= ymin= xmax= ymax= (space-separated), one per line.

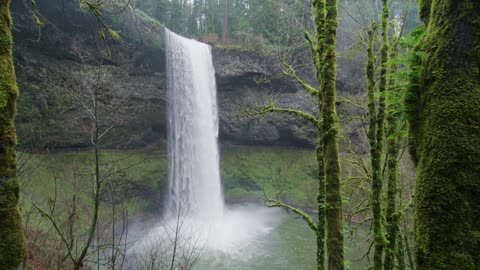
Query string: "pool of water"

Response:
xmin=194 ymin=211 xmax=369 ymax=270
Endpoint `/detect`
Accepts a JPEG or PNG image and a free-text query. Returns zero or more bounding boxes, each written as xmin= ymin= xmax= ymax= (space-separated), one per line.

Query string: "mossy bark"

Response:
xmin=366 ymin=21 xmax=388 ymax=270
xmin=367 ymin=26 xmax=384 ymax=270
xmin=371 ymin=1 xmax=389 ymax=269
xmin=312 ymin=1 xmax=327 ymax=269
xmin=396 ymin=231 xmax=407 ymax=270
xmin=259 ymin=1 xmax=343 ymax=268
xmin=384 ymin=47 xmax=400 ymax=270
xmin=0 ymin=0 xmax=27 ymax=268
xmin=408 ymin=1 xmax=480 ymax=269
xmin=322 ymin=0 xmax=344 ymax=269
xmin=315 ymin=142 xmax=326 ymax=270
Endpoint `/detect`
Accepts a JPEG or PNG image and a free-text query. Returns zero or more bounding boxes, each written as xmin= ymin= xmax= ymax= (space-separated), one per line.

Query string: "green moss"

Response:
xmin=384 ymin=41 xmax=402 ymax=270
xmin=21 ymin=147 xmax=320 ymax=215
xmin=410 ymin=1 xmax=480 ymax=269
xmin=321 ymin=1 xmax=344 ymax=269
xmin=0 ymin=0 xmax=27 ymax=268
xmin=221 ymin=146 xmax=318 ymax=206
xmin=369 ymin=1 xmax=390 ymax=268
xmin=215 ymin=44 xmax=255 ymax=52
xmin=0 ymin=207 xmax=25 ymax=269
xmin=126 ymin=8 xmax=164 ymax=49
xmin=417 ymin=0 xmax=432 ymax=24
xmin=224 ymin=187 xmax=256 ymax=201
xmin=20 ymin=144 xmax=354 ymax=268
xmin=102 ymin=4 xmax=165 ymax=50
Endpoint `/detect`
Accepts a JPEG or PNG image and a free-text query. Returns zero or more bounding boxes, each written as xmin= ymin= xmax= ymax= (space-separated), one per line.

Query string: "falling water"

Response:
xmin=165 ymin=28 xmax=224 ymax=221
xmin=130 ymin=29 xmax=281 ymax=260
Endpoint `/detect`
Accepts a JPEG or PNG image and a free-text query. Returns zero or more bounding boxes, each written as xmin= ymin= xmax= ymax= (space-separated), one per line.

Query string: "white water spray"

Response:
xmin=165 ymin=28 xmax=224 ymax=221
xmin=133 ymin=29 xmax=281 ymax=258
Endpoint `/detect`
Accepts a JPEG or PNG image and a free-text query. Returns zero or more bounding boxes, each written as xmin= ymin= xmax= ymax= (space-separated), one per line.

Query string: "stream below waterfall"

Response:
xmin=193 ymin=212 xmax=370 ymax=270
xmin=143 ymin=29 xmax=371 ymax=270
xmin=130 ymin=207 xmax=369 ymax=270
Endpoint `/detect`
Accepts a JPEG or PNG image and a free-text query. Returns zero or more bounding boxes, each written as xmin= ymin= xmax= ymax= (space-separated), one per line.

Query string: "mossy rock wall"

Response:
xmin=11 ymin=1 xmax=367 ymax=150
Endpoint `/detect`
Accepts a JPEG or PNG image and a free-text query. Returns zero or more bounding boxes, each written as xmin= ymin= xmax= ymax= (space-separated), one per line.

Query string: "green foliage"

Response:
xmin=79 ymin=0 xmax=103 ymax=17
xmin=136 ymin=0 xmax=312 ymax=47
xmin=16 ymin=81 xmax=72 ymax=146
xmin=221 ymin=147 xmax=318 ymax=206
xmin=386 ymin=26 xmax=426 ymax=124
xmin=22 ymin=151 xmax=167 ymax=211
xmin=0 ymin=207 xmax=25 ymax=270
xmin=21 ymin=147 xmax=320 ymax=215
xmin=370 ymin=1 xmax=390 ymax=268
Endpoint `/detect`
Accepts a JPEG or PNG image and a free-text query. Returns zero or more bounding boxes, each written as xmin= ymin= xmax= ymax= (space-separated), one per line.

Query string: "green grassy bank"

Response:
xmin=19 ymin=145 xmax=318 ymax=219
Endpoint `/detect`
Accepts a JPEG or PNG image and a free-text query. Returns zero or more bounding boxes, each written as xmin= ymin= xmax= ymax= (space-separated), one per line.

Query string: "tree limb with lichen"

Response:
xmin=239 ymin=103 xmax=320 ymax=129
xmin=263 ymin=197 xmax=319 ymax=233
xmin=280 ymin=59 xmax=319 ymax=97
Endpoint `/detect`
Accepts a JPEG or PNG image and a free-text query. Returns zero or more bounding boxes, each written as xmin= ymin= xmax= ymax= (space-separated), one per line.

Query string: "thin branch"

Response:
xmin=239 ymin=103 xmax=320 ymax=128
xmin=22 ymin=194 xmax=76 ymax=263
xmin=263 ymin=197 xmax=319 ymax=233
xmin=336 ymin=96 xmax=367 ymax=110
xmin=280 ymin=59 xmax=319 ymax=97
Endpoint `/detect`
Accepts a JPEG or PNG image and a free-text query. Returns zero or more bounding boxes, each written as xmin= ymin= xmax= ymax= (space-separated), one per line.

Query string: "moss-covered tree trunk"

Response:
xmin=366 ymin=22 xmax=379 ymax=265
xmin=408 ymin=1 xmax=480 ymax=269
xmin=367 ymin=25 xmax=384 ymax=270
xmin=0 ymin=0 xmax=27 ymax=268
xmin=383 ymin=102 xmax=400 ymax=270
xmin=250 ymin=1 xmax=343 ymax=269
xmin=384 ymin=45 xmax=400 ymax=270
xmin=383 ymin=38 xmax=405 ymax=270
xmin=396 ymin=231 xmax=407 ymax=270
xmin=371 ymin=1 xmax=389 ymax=269
xmin=322 ymin=0 xmax=344 ymax=269
xmin=312 ymin=0 xmax=327 ymax=268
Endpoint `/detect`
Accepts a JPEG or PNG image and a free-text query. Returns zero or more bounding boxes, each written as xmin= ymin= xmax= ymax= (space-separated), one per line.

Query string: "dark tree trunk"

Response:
xmin=222 ymin=0 xmax=229 ymax=42
xmin=407 ymin=1 xmax=480 ymax=269
xmin=0 ymin=0 xmax=27 ymax=268
xmin=323 ymin=0 xmax=344 ymax=269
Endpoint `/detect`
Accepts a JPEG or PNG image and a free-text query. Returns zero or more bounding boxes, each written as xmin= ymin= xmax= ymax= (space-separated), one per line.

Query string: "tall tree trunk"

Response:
xmin=322 ymin=0 xmax=344 ymax=269
xmin=372 ymin=1 xmax=389 ymax=269
xmin=0 ymin=0 xmax=27 ymax=268
xmin=222 ymin=0 xmax=229 ymax=42
xmin=312 ymin=1 xmax=327 ymax=269
xmin=383 ymin=105 xmax=400 ymax=270
xmin=384 ymin=44 xmax=401 ymax=270
xmin=396 ymin=231 xmax=407 ymax=270
xmin=407 ymin=1 xmax=480 ymax=269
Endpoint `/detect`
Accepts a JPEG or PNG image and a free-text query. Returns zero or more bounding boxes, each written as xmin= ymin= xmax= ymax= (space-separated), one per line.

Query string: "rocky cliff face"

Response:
xmin=12 ymin=2 xmax=365 ymax=151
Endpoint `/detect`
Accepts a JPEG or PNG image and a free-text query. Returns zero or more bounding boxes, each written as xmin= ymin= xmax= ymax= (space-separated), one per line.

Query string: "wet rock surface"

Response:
xmin=12 ymin=3 xmax=365 ymax=150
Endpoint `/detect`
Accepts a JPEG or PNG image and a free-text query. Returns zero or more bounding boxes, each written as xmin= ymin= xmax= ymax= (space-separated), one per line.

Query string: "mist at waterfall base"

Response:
xmin=132 ymin=29 xmax=283 ymax=264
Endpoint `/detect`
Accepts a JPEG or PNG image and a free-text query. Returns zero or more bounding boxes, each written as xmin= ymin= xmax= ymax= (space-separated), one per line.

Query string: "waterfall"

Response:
xmin=126 ymin=28 xmax=282 ymax=258
xmin=165 ymin=28 xmax=224 ymax=221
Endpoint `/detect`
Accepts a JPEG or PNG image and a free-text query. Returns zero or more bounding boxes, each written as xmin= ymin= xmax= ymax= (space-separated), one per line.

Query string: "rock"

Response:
xmin=247 ymin=120 xmax=280 ymax=143
xmin=11 ymin=3 xmax=365 ymax=150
